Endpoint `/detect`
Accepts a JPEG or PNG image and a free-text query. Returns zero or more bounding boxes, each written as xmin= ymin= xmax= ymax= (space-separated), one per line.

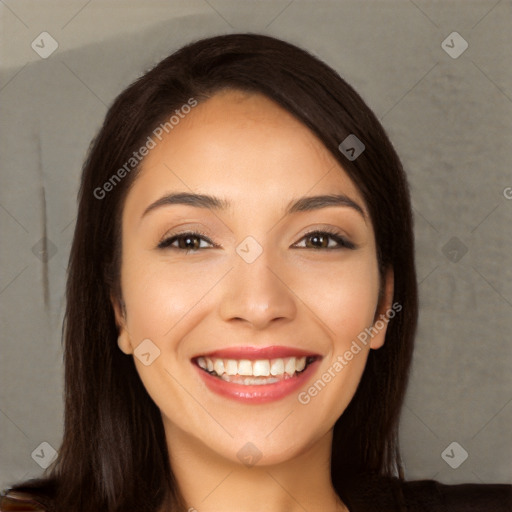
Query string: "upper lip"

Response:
xmin=193 ymin=345 xmax=320 ymax=360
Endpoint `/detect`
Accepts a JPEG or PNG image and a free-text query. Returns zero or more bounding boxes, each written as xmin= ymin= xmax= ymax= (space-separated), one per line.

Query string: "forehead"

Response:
xmin=125 ymin=89 xmax=365 ymax=217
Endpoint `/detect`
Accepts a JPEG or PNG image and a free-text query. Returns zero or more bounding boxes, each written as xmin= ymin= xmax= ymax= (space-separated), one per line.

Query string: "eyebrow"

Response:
xmin=141 ymin=192 xmax=366 ymax=219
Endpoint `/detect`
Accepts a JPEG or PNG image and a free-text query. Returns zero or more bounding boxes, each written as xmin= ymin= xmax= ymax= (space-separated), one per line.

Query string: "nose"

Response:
xmin=218 ymin=248 xmax=297 ymax=330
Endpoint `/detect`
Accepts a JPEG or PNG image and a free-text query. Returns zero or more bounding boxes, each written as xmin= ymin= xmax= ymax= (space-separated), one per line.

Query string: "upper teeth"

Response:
xmin=196 ymin=356 xmax=307 ymax=377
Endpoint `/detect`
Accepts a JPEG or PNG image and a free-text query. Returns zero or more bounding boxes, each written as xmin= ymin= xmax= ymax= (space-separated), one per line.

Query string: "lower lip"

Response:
xmin=194 ymin=359 xmax=321 ymax=404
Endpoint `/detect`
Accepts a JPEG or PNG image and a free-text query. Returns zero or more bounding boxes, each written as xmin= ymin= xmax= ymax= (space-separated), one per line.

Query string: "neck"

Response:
xmin=162 ymin=422 xmax=347 ymax=512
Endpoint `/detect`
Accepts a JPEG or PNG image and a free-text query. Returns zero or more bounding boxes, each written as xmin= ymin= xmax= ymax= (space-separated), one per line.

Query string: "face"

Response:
xmin=113 ymin=89 xmax=393 ymax=466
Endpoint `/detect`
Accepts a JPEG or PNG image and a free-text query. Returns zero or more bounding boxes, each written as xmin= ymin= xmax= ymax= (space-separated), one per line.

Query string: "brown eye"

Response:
xmin=305 ymin=233 xmax=330 ymax=248
xmin=295 ymin=230 xmax=355 ymax=250
xmin=158 ymin=232 xmax=215 ymax=252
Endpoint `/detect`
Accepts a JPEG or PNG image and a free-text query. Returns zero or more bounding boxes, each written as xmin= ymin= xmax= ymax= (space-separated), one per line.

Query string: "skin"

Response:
xmin=113 ymin=89 xmax=394 ymax=512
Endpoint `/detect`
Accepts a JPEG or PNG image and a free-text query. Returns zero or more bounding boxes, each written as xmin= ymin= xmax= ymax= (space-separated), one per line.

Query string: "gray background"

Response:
xmin=1 ymin=0 xmax=511 ymax=492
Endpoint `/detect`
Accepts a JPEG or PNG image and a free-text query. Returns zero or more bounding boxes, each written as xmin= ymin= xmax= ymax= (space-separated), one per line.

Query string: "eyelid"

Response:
xmin=157 ymin=228 xmax=356 ymax=252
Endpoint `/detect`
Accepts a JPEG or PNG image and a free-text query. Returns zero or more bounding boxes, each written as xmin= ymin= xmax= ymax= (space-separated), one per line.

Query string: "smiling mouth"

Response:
xmin=193 ymin=355 xmax=319 ymax=386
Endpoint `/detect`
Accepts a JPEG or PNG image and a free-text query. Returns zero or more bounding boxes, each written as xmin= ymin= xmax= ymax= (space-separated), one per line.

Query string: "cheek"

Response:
xmin=120 ymin=251 xmax=221 ymax=340
xmin=294 ymin=254 xmax=381 ymax=347
xmin=290 ymin=256 xmax=380 ymax=422
xmin=117 ymin=252 xmax=219 ymax=430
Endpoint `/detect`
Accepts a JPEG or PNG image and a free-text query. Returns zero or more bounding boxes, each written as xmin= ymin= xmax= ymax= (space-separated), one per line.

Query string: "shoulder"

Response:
xmin=0 ymin=491 xmax=48 ymax=512
xmin=0 ymin=477 xmax=56 ymax=512
xmin=341 ymin=472 xmax=512 ymax=512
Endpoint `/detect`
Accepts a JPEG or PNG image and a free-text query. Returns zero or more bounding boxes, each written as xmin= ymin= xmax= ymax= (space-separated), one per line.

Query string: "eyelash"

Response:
xmin=157 ymin=228 xmax=356 ymax=252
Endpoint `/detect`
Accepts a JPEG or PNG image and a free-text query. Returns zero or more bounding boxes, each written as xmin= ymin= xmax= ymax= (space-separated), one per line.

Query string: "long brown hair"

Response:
xmin=3 ymin=33 xmax=417 ymax=511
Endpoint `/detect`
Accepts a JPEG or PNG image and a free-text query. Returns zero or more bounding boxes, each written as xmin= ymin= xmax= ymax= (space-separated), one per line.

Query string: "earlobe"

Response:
xmin=117 ymin=332 xmax=133 ymax=355
xmin=370 ymin=267 xmax=395 ymax=350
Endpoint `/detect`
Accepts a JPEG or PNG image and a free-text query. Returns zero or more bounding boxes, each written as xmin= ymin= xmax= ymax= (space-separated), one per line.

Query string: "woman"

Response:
xmin=1 ymin=33 xmax=510 ymax=512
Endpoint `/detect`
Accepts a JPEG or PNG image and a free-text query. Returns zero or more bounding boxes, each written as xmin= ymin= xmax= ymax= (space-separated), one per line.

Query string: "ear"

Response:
xmin=370 ymin=267 xmax=394 ymax=350
xmin=110 ymin=292 xmax=133 ymax=355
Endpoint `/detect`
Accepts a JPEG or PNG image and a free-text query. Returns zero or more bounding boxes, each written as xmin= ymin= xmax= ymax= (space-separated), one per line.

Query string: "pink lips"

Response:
xmin=192 ymin=345 xmax=321 ymax=404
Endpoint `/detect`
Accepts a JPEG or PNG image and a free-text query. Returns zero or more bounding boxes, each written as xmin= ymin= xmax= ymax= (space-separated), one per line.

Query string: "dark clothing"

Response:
xmin=1 ymin=473 xmax=511 ymax=511
xmin=340 ymin=472 xmax=512 ymax=511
